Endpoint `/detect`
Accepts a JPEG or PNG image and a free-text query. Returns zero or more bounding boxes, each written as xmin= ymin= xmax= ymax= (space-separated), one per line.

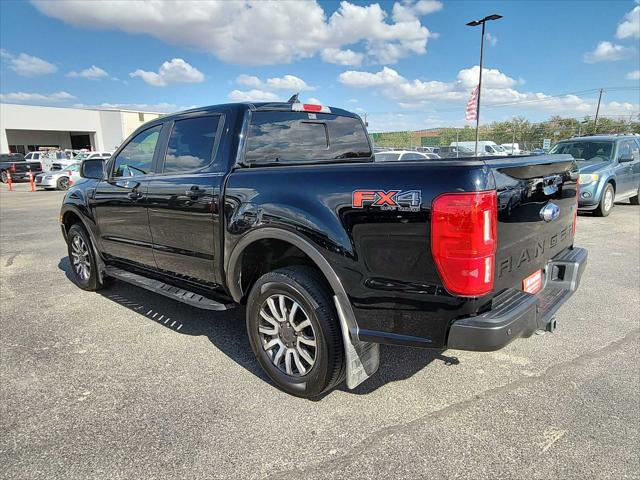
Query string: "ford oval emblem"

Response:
xmin=540 ymin=203 xmax=561 ymax=222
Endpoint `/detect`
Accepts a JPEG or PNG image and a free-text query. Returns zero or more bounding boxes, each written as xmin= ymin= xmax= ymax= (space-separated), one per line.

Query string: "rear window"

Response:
xmin=244 ymin=111 xmax=371 ymax=165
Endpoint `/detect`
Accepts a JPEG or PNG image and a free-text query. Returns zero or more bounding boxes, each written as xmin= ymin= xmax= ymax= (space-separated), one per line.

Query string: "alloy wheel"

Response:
xmin=70 ymin=235 xmax=91 ymax=281
xmin=258 ymin=294 xmax=317 ymax=377
xmin=604 ymin=188 xmax=614 ymax=212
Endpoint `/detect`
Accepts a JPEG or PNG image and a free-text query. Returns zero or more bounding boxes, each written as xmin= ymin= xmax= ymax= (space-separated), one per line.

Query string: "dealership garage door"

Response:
xmin=6 ymin=129 xmax=95 ymax=154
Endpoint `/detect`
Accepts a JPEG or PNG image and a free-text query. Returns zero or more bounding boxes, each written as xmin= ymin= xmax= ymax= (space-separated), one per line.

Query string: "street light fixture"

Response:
xmin=466 ymin=14 xmax=503 ymax=156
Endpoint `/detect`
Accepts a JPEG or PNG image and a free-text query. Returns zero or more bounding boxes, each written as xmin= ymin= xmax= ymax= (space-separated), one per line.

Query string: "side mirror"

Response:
xmin=80 ymin=159 xmax=105 ymax=179
xmin=618 ymin=153 xmax=634 ymax=163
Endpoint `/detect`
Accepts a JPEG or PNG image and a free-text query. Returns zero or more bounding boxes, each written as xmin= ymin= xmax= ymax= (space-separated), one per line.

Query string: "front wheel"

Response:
xmin=56 ymin=177 xmax=70 ymax=190
xmin=66 ymin=224 xmax=106 ymax=291
xmin=0 ymin=170 xmax=8 ymax=183
xmin=246 ymin=266 xmax=345 ymax=398
xmin=594 ymin=183 xmax=614 ymax=217
xmin=630 ymin=186 xmax=639 ymax=205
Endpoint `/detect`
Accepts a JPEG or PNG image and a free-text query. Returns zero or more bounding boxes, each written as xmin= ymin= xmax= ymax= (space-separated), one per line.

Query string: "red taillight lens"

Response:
xmin=303 ymin=103 xmax=322 ymax=111
xmin=431 ymin=190 xmax=497 ymax=297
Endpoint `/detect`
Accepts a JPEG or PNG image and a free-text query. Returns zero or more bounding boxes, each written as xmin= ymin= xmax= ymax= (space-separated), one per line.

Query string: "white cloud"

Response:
xmin=32 ymin=0 xmax=436 ymax=65
xmin=235 ymin=74 xmax=314 ymax=93
xmin=73 ymin=102 xmax=184 ymax=112
xmin=0 ymin=50 xmax=57 ymax=76
xmin=306 ymin=97 xmax=322 ymax=105
xmin=485 ymin=32 xmax=497 ymax=47
xmin=616 ymin=5 xmax=640 ymax=39
xmin=392 ymin=0 xmax=442 ymax=22
xmin=584 ymin=41 xmax=633 ymax=63
xmin=457 ymin=66 xmax=518 ymax=88
xmin=627 ymin=70 xmax=640 ymax=80
xmin=228 ymin=89 xmax=282 ymax=102
xmin=130 ymin=58 xmax=204 ymax=86
xmin=338 ymin=65 xmax=640 ymax=119
xmin=265 ymin=75 xmax=314 ymax=91
xmin=0 ymin=91 xmax=75 ymax=103
xmin=236 ymin=74 xmax=263 ymax=88
xmin=321 ymin=48 xmax=365 ymax=66
xmin=67 ymin=65 xmax=109 ymax=79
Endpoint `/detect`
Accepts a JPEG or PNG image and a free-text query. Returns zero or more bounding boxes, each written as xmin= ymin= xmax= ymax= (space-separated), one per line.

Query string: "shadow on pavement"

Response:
xmin=58 ymin=256 xmax=460 ymax=396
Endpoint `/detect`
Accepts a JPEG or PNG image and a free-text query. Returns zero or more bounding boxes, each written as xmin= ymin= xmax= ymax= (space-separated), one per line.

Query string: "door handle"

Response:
xmin=185 ymin=186 xmax=206 ymax=199
xmin=127 ymin=190 xmax=143 ymax=200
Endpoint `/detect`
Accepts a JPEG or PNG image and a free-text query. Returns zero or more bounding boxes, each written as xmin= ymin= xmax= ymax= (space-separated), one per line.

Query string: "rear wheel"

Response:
xmin=246 ymin=266 xmax=345 ymax=398
xmin=67 ymin=224 xmax=106 ymax=291
xmin=56 ymin=177 xmax=70 ymax=190
xmin=0 ymin=170 xmax=8 ymax=183
xmin=595 ymin=183 xmax=614 ymax=217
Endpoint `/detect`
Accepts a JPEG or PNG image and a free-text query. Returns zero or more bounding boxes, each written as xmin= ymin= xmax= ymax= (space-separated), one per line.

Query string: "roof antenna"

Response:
xmin=287 ymin=93 xmax=299 ymax=104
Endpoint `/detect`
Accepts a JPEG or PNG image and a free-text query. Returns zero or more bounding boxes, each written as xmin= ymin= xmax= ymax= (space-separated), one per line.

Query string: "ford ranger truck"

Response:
xmin=60 ymin=101 xmax=587 ymax=398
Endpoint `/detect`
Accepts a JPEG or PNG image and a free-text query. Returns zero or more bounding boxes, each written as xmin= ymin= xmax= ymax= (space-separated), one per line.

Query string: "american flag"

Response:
xmin=465 ymin=85 xmax=479 ymax=121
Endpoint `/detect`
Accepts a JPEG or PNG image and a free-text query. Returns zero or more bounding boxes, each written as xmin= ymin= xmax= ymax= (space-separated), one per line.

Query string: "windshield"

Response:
xmin=74 ymin=153 xmax=89 ymax=161
xmin=493 ymin=145 xmax=506 ymax=152
xmin=375 ymin=153 xmax=401 ymax=162
xmin=67 ymin=163 xmax=80 ymax=171
xmin=549 ymin=141 xmax=614 ymax=161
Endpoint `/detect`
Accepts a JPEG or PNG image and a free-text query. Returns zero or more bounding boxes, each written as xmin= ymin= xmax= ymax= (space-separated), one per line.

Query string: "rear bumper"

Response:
xmin=446 ymin=247 xmax=588 ymax=352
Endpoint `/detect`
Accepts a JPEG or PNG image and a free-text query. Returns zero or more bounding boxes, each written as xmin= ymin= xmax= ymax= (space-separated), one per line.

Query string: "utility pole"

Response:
xmin=467 ymin=14 xmax=502 ymax=157
xmin=593 ymin=88 xmax=603 ymax=134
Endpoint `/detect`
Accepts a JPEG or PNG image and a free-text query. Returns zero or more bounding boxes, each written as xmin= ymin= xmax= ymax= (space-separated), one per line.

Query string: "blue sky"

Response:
xmin=1 ymin=0 xmax=638 ymax=132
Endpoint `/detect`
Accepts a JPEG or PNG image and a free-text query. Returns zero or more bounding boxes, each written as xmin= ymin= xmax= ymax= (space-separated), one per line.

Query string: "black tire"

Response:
xmin=594 ymin=183 xmax=614 ymax=217
xmin=66 ymin=223 xmax=106 ymax=291
xmin=0 ymin=170 xmax=7 ymax=183
xmin=246 ymin=266 xmax=345 ymax=398
xmin=56 ymin=177 xmax=70 ymax=190
xmin=630 ymin=187 xmax=639 ymax=205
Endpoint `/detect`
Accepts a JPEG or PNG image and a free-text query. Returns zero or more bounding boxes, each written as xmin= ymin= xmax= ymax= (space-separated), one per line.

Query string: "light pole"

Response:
xmin=467 ymin=14 xmax=502 ymax=157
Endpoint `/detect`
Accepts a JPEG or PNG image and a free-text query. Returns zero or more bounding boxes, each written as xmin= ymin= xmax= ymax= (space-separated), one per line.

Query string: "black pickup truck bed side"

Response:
xmin=60 ymin=101 xmax=587 ymax=398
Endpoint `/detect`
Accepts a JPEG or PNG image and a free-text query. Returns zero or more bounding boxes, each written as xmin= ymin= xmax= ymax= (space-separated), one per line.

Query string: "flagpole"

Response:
xmin=466 ymin=14 xmax=502 ymax=157
xmin=475 ymin=21 xmax=485 ymax=157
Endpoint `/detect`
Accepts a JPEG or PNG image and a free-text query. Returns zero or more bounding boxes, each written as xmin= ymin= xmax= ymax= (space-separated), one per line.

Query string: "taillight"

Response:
xmin=431 ymin=190 xmax=497 ymax=297
xmin=572 ymin=178 xmax=579 ymax=237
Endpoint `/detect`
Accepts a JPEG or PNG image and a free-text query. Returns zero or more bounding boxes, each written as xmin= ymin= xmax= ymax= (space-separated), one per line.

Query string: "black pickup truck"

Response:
xmin=60 ymin=101 xmax=587 ymax=398
xmin=0 ymin=153 xmax=44 ymax=182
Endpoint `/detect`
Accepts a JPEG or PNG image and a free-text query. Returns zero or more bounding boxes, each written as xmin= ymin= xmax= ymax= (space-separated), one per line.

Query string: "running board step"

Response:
xmin=105 ymin=267 xmax=233 ymax=311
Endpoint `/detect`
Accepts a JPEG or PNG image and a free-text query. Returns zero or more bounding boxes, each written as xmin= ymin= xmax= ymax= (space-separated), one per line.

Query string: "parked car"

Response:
xmin=451 ymin=141 xmax=509 ymax=156
xmin=0 ymin=153 xmax=43 ymax=182
xmin=61 ymin=100 xmax=586 ymax=398
xmin=416 ymin=146 xmax=436 ymax=153
xmin=35 ymin=162 xmax=83 ymax=190
xmin=501 ymin=143 xmax=524 ymax=155
xmin=549 ymin=135 xmax=640 ymax=216
xmin=374 ymin=150 xmax=430 ymax=162
xmin=436 ymin=145 xmax=474 ymax=158
xmin=51 ymin=151 xmax=112 ymax=171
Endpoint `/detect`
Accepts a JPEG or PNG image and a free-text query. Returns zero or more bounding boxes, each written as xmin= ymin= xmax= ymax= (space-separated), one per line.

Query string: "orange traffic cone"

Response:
xmin=28 ymin=171 xmax=35 ymax=192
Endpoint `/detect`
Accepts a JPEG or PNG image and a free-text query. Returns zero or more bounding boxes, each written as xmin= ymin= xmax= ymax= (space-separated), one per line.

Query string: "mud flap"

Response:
xmin=334 ymin=296 xmax=380 ymax=389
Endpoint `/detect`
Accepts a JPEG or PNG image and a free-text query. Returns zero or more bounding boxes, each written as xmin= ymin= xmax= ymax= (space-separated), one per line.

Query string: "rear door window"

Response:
xmin=163 ymin=115 xmax=222 ymax=173
xmin=244 ymin=111 xmax=371 ymax=165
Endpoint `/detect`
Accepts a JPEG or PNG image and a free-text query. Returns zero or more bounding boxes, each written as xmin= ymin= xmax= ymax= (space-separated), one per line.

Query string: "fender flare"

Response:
xmin=60 ymin=204 xmax=107 ymax=282
xmin=226 ymin=227 xmax=359 ymax=339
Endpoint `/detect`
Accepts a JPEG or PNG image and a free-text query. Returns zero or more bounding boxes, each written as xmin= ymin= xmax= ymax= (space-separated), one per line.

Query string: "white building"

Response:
xmin=0 ymin=103 xmax=164 ymax=154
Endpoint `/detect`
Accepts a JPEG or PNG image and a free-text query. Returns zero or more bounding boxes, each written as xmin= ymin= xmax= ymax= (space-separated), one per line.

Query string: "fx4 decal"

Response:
xmin=352 ymin=190 xmax=422 ymax=212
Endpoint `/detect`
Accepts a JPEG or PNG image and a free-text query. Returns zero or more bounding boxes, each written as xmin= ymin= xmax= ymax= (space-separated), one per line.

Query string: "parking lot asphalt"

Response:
xmin=0 ymin=181 xmax=638 ymax=480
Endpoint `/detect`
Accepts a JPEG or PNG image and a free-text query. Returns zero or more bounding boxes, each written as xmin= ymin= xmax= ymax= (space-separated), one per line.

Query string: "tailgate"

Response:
xmin=488 ymin=154 xmax=578 ymax=291
xmin=12 ymin=161 xmax=42 ymax=173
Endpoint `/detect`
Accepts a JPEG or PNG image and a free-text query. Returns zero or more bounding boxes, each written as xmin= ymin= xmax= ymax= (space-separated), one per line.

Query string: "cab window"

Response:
xmin=112 ymin=125 xmax=162 ymax=177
